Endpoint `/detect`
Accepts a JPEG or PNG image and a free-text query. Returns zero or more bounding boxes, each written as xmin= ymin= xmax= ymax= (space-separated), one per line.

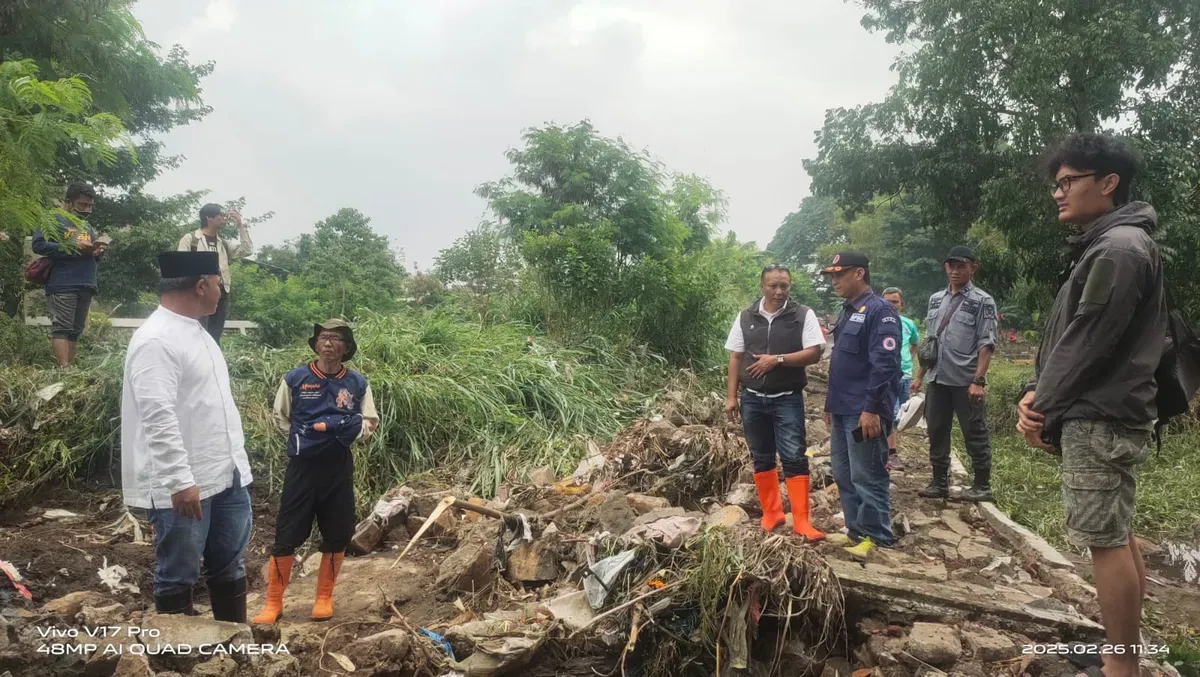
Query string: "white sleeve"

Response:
xmin=127 ymin=339 xmax=195 ymax=495
xmin=724 ymin=315 xmax=744 ymax=352
xmin=801 ymin=309 xmax=826 ymax=349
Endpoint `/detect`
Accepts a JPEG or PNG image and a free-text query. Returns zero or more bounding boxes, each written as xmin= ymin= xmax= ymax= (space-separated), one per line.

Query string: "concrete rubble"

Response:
xmin=0 ymin=377 xmax=1185 ymax=677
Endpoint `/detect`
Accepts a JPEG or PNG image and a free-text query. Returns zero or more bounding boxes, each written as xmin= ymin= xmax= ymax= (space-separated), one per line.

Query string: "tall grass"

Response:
xmin=0 ymin=311 xmax=670 ymax=505
xmin=984 ymin=358 xmax=1200 ymax=548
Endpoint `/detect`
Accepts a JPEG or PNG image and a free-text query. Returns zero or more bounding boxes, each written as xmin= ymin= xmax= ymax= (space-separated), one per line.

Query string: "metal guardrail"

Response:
xmin=25 ymin=316 xmax=260 ymax=335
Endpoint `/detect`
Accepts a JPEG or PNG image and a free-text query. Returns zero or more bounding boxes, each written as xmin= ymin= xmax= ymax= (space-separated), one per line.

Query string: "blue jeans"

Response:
xmin=145 ymin=471 xmax=253 ymax=597
xmin=740 ymin=391 xmax=809 ymax=477
xmin=829 ymin=414 xmax=894 ymax=545
xmin=893 ymin=376 xmax=912 ymax=426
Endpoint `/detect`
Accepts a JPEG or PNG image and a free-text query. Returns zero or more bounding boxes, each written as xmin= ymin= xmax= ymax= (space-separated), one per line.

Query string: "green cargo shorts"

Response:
xmin=1060 ymin=419 xmax=1151 ymax=549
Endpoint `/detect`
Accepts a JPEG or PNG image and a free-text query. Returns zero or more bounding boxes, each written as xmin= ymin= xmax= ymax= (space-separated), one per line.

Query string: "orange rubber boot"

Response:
xmin=752 ymin=470 xmax=786 ymax=532
xmin=785 ymin=475 xmax=825 ymax=541
xmin=251 ymin=555 xmax=293 ymax=624
xmin=310 ymin=552 xmax=343 ymax=621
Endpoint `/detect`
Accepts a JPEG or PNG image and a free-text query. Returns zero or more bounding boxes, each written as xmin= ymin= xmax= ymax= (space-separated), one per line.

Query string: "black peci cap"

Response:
xmin=944 ymin=246 xmax=977 ymax=263
xmin=158 ymin=251 xmax=219 ymax=278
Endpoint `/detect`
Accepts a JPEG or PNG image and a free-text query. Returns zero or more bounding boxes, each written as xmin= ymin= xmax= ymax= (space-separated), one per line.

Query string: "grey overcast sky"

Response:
xmin=133 ymin=0 xmax=902 ymax=270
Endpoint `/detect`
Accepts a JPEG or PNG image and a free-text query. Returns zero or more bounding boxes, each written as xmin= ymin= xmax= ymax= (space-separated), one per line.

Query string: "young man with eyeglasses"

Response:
xmin=1017 ymin=133 xmax=1164 ymax=677
xmin=912 ymin=246 xmax=998 ymax=503
xmin=253 ymin=319 xmax=379 ymax=624
xmin=881 ymin=287 xmax=919 ymax=471
xmin=724 ymin=264 xmax=827 ymax=541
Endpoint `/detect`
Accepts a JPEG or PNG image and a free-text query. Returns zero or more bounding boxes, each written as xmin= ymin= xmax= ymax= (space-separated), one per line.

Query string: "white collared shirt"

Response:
xmin=120 ymin=305 xmax=253 ymax=509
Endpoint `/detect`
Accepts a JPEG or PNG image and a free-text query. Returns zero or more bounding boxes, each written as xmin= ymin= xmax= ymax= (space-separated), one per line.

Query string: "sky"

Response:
xmin=134 ymin=0 xmax=903 ymax=270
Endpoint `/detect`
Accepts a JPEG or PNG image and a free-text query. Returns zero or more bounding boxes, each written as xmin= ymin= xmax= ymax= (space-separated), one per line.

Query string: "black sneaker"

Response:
xmin=917 ymin=483 xmax=948 ymax=499
xmin=961 ymin=486 xmax=994 ymax=503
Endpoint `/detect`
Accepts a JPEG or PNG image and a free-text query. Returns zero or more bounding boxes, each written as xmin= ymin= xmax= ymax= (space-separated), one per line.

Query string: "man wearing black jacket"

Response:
xmin=1017 ymin=133 xmax=1164 ymax=677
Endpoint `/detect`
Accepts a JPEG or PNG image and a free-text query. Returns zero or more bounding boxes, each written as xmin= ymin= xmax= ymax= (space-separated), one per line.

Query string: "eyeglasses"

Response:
xmin=1050 ymin=173 xmax=1097 ymax=194
xmin=316 ymin=334 xmax=345 ymax=345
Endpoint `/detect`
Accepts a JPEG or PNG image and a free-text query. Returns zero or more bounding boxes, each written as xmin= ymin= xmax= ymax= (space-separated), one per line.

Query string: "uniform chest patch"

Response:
xmin=849 ymin=313 xmax=866 ymax=323
xmin=336 ymin=388 xmax=355 ymax=409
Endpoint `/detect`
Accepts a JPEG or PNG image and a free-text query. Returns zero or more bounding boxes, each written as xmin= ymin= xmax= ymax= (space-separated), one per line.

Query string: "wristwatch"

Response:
xmin=972 ymin=376 xmax=987 ymax=386
xmin=775 ymin=355 xmax=785 ymax=364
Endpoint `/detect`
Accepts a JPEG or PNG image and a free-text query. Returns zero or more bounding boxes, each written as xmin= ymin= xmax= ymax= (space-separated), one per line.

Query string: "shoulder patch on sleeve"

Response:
xmin=1081 ymin=256 xmax=1117 ymax=305
xmin=881 ymin=315 xmax=897 ymax=324
xmin=982 ymin=303 xmax=997 ymax=320
xmin=882 ymin=336 xmax=897 ymax=351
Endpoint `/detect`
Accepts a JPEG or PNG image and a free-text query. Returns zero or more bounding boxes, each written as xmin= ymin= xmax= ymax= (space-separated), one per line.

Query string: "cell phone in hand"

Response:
xmin=852 ymin=427 xmax=864 ymax=443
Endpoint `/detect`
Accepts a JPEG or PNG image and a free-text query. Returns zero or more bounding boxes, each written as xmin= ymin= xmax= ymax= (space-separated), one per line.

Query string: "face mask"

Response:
xmin=74 ymin=209 xmax=92 ymax=221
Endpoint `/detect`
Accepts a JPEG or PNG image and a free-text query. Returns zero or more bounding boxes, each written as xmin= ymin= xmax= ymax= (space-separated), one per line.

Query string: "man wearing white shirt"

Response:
xmin=121 ymin=251 xmax=253 ymax=621
xmin=724 ymin=264 xmax=827 ymax=541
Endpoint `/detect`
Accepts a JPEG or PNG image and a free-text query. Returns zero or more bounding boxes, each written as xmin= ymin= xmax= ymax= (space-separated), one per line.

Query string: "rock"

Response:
xmin=413 ymin=490 xmax=457 ymax=517
xmin=543 ymin=590 xmax=594 ymax=632
xmin=345 ymin=629 xmax=413 ymax=669
xmin=625 ymin=493 xmax=671 ymax=515
xmin=905 ymin=622 xmax=962 ymax=668
xmin=85 ymin=625 xmax=141 ymax=676
xmin=778 ymin=637 xmax=824 ymax=677
xmin=646 ymin=418 xmax=678 ymax=441
xmin=79 ymin=603 xmax=127 ymax=628
xmin=597 ymin=492 xmax=637 ymax=534
xmin=927 ymin=528 xmax=965 ymax=545
xmin=529 ymin=467 xmax=556 ymax=487
xmin=705 ymin=505 xmax=750 ymax=529
xmin=961 ymin=625 xmax=1018 ymax=662
xmin=113 ymin=654 xmax=153 ymax=677
xmin=507 ymin=538 xmax=560 ymax=584
xmin=0 ymin=616 xmax=10 ymax=651
xmin=725 ymin=483 xmax=761 ymax=516
xmin=1018 ymin=584 xmax=1054 ymax=600
xmin=821 ymin=656 xmax=853 ymax=677
xmin=190 ymin=654 xmax=237 ymax=677
xmin=39 ymin=591 xmax=112 ymax=618
xmin=866 ymin=634 xmax=905 ymax=666
xmin=258 ymin=655 xmax=301 ymax=677
xmin=436 ymin=531 xmax=496 ymax=593
xmin=807 ymin=417 xmax=830 ymax=445
xmin=957 ymin=538 xmax=1004 ymax=562
xmin=140 ymin=614 xmax=253 ymax=653
xmin=632 ymin=506 xmax=686 ymax=526
xmin=941 ymin=510 xmax=975 ymax=538
xmin=406 ymin=508 xmax=458 ymax=539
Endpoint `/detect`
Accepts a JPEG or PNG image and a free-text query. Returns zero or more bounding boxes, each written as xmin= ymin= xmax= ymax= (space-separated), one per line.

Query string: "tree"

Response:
xmin=232 ymin=208 xmax=407 ymax=345
xmin=433 ymin=223 xmax=519 ymax=295
xmin=478 ymin=121 xmax=759 ymax=363
xmin=0 ymin=59 xmax=130 ymax=315
xmin=804 ymin=0 xmax=1200 ymax=316
xmin=2 ymin=0 xmax=215 ymax=314
xmin=768 ymin=196 xmax=838 ymax=269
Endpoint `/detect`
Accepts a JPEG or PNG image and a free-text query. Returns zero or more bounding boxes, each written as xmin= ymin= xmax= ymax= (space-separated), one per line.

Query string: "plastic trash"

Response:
xmin=583 ymin=549 xmax=637 ymax=609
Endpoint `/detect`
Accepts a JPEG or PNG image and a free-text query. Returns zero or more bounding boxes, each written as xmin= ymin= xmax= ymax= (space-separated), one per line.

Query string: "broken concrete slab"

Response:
xmin=941 ymin=510 xmax=975 ymax=538
xmin=112 ymin=653 xmax=153 ymax=677
xmin=827 ymin=559 xmax=1104 ymax=637
xmin=957 ymin=538 xmax=1005 ymax=562
xmin=905 ymin=622 xmax=962 ymax=667
xmin=38 ymin=591 xmax=112 ymax=618
xmin=190 ymin=654 xmax=237 ymax=677
xmin=927 ymin=528 xmax=965 ymax=545
xmin=974 ymin=500 xmax=1073 ymax=570
xmin=961 ymin=624 xmax=1019 ymax=662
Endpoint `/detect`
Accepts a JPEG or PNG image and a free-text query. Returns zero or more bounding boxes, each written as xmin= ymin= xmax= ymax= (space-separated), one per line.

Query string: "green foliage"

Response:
xmin=0 ymin=311 xmax=666 ymax=503
xmin=804 ymin=0 xmax=1200 ymax=319
xmin=232 ymin=208 xmax=407 ymax=345
xmin=0 ymin=59 xmax=131 ymax=237
xmin=433 ymin=223 xmax=519 ymax=295
xmin=768 ymin=195 xmax=838 ymax=269
xmin=477 ymin=120 xmax=759 ymax=364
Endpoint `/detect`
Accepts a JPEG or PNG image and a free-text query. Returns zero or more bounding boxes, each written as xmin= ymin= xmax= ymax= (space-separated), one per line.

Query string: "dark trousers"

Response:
xmin=925 ymin=382 xmax=992 ymax=486
xmin=201 ymin=290 xmax=230 ymax=343
xmin=740 ymin=390 xmax=809 ymax=477
xmin=272 ymin=447 xmax=356 ymax=556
